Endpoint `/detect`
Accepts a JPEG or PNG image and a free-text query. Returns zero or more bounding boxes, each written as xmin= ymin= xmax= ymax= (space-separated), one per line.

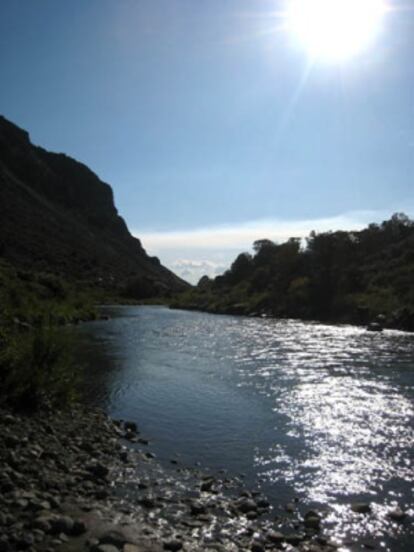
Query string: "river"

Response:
xmin=70 ymin=305 xmax=414 ymax=551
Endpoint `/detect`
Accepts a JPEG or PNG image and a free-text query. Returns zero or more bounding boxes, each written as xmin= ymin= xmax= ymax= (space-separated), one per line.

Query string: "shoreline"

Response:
xmin=168 ymin=304 xmax=414 ymax=334
xmin=0 ymin=403 xmax=341 ymax=552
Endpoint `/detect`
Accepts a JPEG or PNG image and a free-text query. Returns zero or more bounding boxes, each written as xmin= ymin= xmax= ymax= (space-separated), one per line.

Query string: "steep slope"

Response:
xmin=0 ymin=115 xmax=188 ymax=296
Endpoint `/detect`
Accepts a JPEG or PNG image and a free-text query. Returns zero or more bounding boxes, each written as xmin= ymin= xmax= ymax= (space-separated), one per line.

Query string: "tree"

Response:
xmin=228 ymin=252 xmax=253 ymax=284
xmin=253 ymin=239 xmax=278 ymax=268
xmin=253 ymin=239 xmax=275 ymax=253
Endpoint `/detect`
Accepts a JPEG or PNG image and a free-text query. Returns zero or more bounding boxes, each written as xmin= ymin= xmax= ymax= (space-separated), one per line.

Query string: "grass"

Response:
xmin=0 ymin=326 xmax=79 ymax=409
xmin=0 ymin=259 xmax=98 ymax=409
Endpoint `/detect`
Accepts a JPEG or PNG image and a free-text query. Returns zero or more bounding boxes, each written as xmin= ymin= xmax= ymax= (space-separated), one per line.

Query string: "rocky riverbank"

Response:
xmin=0 ymin=404 xmax=367 ymax=552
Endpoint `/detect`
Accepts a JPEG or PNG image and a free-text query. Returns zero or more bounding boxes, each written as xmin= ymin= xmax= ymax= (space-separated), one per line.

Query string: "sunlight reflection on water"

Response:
xmin=235 ymin=320 xmax=414 ymax=548
xmin=77 ymin=307 xmax=414 ymax=551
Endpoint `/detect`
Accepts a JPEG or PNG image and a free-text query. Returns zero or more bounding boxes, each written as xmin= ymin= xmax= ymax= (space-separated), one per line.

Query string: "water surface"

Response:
xmin=72 ymin=306 xmax=414 ymax=551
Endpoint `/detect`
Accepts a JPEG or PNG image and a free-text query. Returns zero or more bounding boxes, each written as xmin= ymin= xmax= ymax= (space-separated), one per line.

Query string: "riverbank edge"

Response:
xmin=168 ymin=303 xmax=414 ymax=333
xmin=0 ymin=401 xmax=346 ymax=552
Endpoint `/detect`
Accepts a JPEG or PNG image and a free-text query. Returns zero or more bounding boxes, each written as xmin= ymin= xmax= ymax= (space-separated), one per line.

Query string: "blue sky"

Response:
xmin=1 ymin=1 xmax=413 ymax=283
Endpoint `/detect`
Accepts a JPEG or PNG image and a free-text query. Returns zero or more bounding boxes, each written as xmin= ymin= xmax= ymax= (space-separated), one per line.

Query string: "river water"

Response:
xmin=71 ymin=305 xmax=414 ymax=551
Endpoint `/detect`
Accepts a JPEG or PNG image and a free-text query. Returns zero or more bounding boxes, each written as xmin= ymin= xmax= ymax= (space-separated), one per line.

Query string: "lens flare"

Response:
xmin=286 ymin=0 xmax=387 ymax=61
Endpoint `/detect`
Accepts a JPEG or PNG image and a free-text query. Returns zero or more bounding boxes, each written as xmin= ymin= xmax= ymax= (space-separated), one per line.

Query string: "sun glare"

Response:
xmin=286 ymin=0 xmax=387 ymax=62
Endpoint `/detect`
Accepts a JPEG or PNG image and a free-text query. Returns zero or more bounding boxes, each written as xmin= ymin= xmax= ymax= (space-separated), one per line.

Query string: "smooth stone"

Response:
xmin=124 ymin=421 xmax=138 ymax=433
xmin=119 ymin=451 xmax=129 ymax=463
xmin=256 ymin=498 xmax=270 ymax=508
xmin=123 ymin=545 xmax=141 ymax=552
xmin=72 ymin=519 xmax=87 ymax=535
xmin=285 ymin=534 xmax=304 ymax=546
xmin=99 ymin=529 xmax=130 ymax=547
xmin=237 ymin=498 xmax=257 ymax=514
xmin=200 ymin=479 xmax=214 ymax=492
xmin=304 ymin=509 xmax=320 ymax=519
xmin=95 ymin=489 xmax=110 ymax=500
xmin=139 ymin=496 xmax=156 ymax=508
xmin=190 ymin=501 xmax=208 ymax=516
xmin=95 ymin=546 xmax=120 ymax=552
xmin=28 ymin=499 xmax=51 ymax=511
xmin=351 ymin=503 xmax=371 ymax=514
xmin=13 ymin=498 xmax=29 ymax=509
xmin=266 ymin=531 xmax=284 ymax=544
xmin=87 ymin=463 xmax=109 ymax=479
xmin=16 ymin=533 xmax=35 ymax=549
xmin=388 ymin=507 xmax=406 ymax=522
xmin=32 ymin=529 xmax=45 ymax=541
xmin=50 ymin=516 xmax=75 ymax=535
xmin=304 ymin=511 xmax=321 ymax=529
xmin=32 ymin=517 xmax=52 ymax=533
xmin=163 ymin=540 xmax=183 ymax=551
xmin=285 ymin=502 xmax=295 ymax=513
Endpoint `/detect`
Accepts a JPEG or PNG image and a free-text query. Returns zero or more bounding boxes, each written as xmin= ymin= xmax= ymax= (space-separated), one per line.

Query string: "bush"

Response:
xmin=0 ymin=326 xmax=79 ymax=410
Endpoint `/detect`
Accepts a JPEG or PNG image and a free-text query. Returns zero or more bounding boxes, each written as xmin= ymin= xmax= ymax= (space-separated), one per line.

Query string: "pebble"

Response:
xmin=124 ymin=421 xmax=138 ymax=433
xmin=0 ymin=404 xmax=394 ymax=552
xmin=285 ymin=502 xmax=295 ymax=513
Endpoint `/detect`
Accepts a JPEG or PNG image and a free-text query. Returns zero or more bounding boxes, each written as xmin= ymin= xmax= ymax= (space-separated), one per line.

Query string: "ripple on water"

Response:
xmin=77 ymin=307 xmax=414 ymax=551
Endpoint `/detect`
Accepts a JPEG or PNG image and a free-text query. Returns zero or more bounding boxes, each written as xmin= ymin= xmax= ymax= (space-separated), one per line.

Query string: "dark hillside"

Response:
xmin=0 ymin=115 xmax=188 ymax=297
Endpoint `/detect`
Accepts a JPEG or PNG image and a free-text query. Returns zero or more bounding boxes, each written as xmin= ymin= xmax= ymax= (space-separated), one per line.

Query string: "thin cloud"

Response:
xmin=134 ymin=209 xmax=413 ymax=284
xmin=169 ymin=259 xmax=227 ymax=285
xmin=134 ymin=210 xmax=385 ymax=252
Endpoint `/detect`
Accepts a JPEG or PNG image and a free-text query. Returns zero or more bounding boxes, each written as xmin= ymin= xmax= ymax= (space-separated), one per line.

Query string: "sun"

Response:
xmin=286 ymin=0 xmax=387 ymax=62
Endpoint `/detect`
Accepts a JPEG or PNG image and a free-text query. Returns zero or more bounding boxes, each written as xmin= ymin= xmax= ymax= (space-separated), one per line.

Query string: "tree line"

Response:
xmin=172 ymin=213 xmax=414 ymax=330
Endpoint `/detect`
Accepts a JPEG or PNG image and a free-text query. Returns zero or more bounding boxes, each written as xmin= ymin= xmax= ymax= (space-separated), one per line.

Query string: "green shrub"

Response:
xmin=0 ymin=326 xmax=80 ymax=410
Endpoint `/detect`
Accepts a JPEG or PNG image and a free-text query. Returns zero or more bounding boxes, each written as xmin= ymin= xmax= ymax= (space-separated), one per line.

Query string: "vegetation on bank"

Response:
xmin=171 ymin=213 xmax=414 ymax=331
xmin=0 ymin=259 xmax=98 ymax=408
xmin=0 ymin=256 xmax=176 ymax=407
